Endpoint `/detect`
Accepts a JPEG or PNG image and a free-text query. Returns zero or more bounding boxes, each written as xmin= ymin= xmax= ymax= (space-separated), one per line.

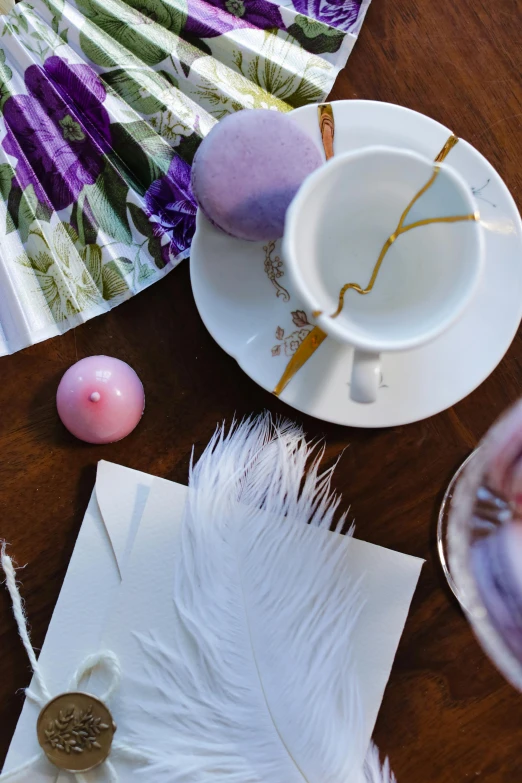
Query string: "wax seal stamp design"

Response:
xmin=37 ymin=692 xmax=116 ymax=772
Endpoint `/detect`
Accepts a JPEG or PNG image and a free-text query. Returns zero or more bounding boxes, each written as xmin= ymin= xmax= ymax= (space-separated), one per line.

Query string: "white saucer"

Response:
xmin=190 ymin=101 xmax=522 ymax=427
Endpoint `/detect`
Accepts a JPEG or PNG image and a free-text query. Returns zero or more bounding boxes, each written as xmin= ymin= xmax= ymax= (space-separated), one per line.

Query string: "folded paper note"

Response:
xmin=2 ymin=418 xmax=423 ymax=782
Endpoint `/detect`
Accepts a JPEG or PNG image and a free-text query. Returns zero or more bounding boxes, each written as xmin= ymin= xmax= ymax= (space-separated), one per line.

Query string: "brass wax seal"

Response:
xmin=37 ymin=692 xmax=116 ymax=772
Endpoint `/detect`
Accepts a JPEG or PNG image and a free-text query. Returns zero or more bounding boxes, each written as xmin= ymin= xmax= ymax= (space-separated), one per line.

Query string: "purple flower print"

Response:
xmin=291 ymin=0 xmax=362 ymax=32
xmin=184 ymin=0 xmax=284 ymax=38
xmin=2 ymin=56 xmax=111 ymax=212
xmin=144 ymin=156 xmax=197 ymax=263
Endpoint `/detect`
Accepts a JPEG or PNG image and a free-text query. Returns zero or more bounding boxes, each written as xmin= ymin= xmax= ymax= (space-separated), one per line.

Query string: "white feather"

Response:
xmin=134 ymin=415 xmax=388 ymax=783
xmin=361 ymin=743 xmax=396 ymax=783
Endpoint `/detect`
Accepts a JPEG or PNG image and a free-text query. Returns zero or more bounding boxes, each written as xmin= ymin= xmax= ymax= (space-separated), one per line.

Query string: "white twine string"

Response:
xmin=0 ymin=543 xmax=153 ymax=782
xmin=1 ymin=543 xmax=51 ymax=706
xmin=68 ymin=651 xmax=122 ymax=704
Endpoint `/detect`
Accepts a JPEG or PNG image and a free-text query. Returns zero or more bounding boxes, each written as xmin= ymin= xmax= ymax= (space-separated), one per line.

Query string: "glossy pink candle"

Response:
xmin=56 ymin=356 xmax=145 ymax=444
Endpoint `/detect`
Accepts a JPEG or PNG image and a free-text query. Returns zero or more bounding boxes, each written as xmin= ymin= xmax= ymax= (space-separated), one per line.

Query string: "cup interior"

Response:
xmin=284 ymin=146 xmax=483 ymax=352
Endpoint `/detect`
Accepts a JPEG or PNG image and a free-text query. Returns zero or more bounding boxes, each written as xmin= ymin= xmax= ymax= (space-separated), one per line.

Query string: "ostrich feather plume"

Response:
xmin=136 ymin=415 xmax=395 ymax=783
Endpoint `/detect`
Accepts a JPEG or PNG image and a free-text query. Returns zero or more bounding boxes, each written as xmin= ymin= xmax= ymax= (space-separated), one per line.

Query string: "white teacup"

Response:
xmin=283 ymin=145 xmax=485 ymax=404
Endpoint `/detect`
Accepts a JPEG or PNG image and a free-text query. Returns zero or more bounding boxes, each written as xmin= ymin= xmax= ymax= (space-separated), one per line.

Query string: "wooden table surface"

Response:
xmin=1 ymin=0 xmax=522 ymax=779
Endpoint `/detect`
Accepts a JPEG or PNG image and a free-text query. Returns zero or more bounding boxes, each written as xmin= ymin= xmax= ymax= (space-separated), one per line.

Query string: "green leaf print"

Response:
xmin=128 ymin=208 xmax=168 ymax=271
xmin=59 ymin=221 xmax=79 ymax=245
xmin=5 ymin=211 xmax=15 ymax=234
xmin=286 ymin=16 xmax=344 ymax=54
xmin=16 ymin=220 xmax=130 ymax=322
xmin=80 ymin=243 xmax=103 ymax=288
xmin=195 ymin=53 xmax=291 ymax=117
xmin=18 ymin=184 xmax=38 ymax=244
xmin=77 ymin=0 xmax=186 ymax=67
xmin=40 ymin=0 xmax=65 ymax=19
xmin=79 ymin=243 xmax=130 ymax=301
xmin=59 ymin=114 xmax=85 ymax=142
xmin=18 ymin=13 xmax=28 ymax=33
xmin=175 ymin=131 xmax=202 ymax=165
xmin=17 ymin=223 xmax=103 ymax=322
xmin=80 ymin=23 xmax=126 ymax=69
xmin=0 ymin=162 xmax=14 ymax=201
xmin=110 ymin=120 xmax=174 ymax=192
xmin=148 ymin=234 xmax=166 ymax=269
xmin=6 ymin=186 xmax=22 ymax=234
xmin=106 ymin=151 xmax=145 ymax=198
xmin=21 ymin=250 xmax=53 ymax=274
xmin=0 ymin=47 xmax=12 ymax=78
xmin=103 ymin=69 xmax=170 ymax=115
xmin=138 ymin=261 xmax=156 ymax=284
xmin=71 ymin=196 xmax=98 ymax=246
xmin=111 ymin=256 xmax=134 ymax=274
xmin=129 ymin=202 xmax=154 ymax=238
xmin=102 ymin=259 xmax=131 ymax=299
xmin=35 ymin=201 xmax=54 ymax=223
xmin=157 ymin=69 xmax=179 ymax=89
xmin=128 ymin=0 xmax=185 ymax=29
xmin=84 ymin=159 xmax=132 ymax=245
xmin=193 ymin=32 xmax=330 ymax=117
xmin=176 ymin=36 xmax=212 ymax=78
xmin=0 ymin=47 xmax=13 ymax=110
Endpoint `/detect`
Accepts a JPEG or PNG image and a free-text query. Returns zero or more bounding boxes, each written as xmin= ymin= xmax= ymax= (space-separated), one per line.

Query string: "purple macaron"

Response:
xmin=191 ymin=109 xmax=323 ymax=241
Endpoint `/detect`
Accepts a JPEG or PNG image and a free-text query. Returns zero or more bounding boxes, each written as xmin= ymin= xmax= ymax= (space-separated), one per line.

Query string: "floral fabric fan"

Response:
xmin=0 ymin=0 xmax=369 ymax=354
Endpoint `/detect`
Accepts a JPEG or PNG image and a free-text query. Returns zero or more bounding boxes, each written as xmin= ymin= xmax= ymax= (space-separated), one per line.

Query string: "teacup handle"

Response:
xmin=350 ymin=350 xmax=381 ymax=404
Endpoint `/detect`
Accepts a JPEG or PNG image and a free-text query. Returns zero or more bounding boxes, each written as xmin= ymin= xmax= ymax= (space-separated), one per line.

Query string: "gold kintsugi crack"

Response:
xmin=318 ymin=103 xmax=335 ymax=161
xmin=273 ymin=132 xmax=478 ymax=397
xmin=434 ymin=134 xmax=459 ymax=163
xmin=318 ymin=162 xmax=478 ymax=321
xmin=273 ymin=327 xmax=327 ymax=396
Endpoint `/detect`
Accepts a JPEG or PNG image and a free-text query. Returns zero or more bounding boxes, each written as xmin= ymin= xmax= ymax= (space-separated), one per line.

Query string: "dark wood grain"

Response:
xmin=2 ymin=0 xmax=522 ymax=779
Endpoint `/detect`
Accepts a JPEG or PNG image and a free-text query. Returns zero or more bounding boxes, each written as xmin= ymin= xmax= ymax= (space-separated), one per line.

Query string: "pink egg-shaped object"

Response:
xmin=56 ymin=356 xmax=145 ymax=444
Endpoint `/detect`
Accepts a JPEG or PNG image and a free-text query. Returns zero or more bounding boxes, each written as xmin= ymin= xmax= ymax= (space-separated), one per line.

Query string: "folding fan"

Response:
xmin=0 ymin=0 xmax=370 ymax=354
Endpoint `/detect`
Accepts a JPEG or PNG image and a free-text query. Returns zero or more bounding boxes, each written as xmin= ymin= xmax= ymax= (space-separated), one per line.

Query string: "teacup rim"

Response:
xmin=283 ymin=144 xmax=485 ymax=354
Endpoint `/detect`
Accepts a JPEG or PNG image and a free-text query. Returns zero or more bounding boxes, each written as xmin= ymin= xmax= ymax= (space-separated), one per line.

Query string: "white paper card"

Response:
xmin=3 ymin=462 xmax=423 ymax=779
